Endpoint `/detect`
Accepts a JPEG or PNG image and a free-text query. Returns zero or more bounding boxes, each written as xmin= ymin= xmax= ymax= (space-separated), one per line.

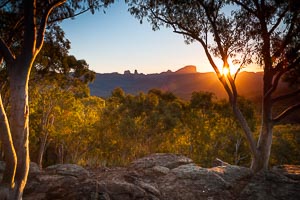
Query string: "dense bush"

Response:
xmin=2 ymin=84 xmax=297 ymax=168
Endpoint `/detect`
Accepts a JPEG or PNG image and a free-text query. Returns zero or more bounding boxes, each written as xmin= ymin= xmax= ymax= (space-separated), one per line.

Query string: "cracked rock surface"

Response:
xmin=1 ymin=153 xmax=298 ymax=200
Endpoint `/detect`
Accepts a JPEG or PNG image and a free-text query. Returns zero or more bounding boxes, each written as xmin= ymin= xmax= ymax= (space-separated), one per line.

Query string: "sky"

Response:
xmin=60 ymin=1 xmax=260 ymax=74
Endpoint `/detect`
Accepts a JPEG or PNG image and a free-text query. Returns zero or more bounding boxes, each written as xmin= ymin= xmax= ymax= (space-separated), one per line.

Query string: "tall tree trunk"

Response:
xmin=7 ymin=60 xmax=31 ymax=199
xmin=251 ymin=96 xmax=273 ymax=172
xmin=251 ymin=122 xmax=273 ymax=172
xmin=251 ymin=69 xmax=274 ymax=172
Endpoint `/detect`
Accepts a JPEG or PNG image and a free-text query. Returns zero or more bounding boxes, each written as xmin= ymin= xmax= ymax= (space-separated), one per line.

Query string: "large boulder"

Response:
xmin=239 ymin=170 xmax=300 ymax=200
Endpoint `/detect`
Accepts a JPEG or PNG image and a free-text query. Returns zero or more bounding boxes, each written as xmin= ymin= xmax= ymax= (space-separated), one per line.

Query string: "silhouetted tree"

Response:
xmin=128 ymin=0 xmax=300 ymax=172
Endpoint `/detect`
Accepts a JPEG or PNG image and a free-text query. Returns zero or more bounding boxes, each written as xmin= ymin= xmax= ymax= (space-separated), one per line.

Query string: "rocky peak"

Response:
xmin=175 ymin=65 xmax=197 ymax=74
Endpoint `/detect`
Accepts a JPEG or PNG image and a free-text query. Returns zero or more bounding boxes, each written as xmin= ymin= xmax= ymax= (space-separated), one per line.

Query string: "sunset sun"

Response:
xmin=216 ymin=59 xmax=240 ymax=76
xmin=222 ymin=67 xmax=230 ymax=75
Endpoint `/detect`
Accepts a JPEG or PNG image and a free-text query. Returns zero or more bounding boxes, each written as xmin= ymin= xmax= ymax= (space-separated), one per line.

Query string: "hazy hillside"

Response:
xmin=89 ymin=65 xmax=265 ymax=100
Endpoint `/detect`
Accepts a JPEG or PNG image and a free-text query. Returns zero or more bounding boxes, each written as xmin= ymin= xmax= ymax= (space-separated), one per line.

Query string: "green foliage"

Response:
xmin=271 ymin=124 xmax=300 ymax=165
xmin=29 ymin=79 xmax=105 ymax=166
xmin=27 ymin=86 xmax=300 ymax=168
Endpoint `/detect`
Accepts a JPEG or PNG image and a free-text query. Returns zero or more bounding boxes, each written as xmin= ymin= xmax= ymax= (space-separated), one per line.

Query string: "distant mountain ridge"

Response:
xmin=89 ymin=65 xmax=285 ymax=100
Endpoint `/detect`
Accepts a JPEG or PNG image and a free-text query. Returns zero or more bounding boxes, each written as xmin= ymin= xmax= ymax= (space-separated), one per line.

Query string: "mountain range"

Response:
xmin=89 ymin=65 xmax=299 ymax=123
xmin=89 ymin=65 xmax=269 ymax=100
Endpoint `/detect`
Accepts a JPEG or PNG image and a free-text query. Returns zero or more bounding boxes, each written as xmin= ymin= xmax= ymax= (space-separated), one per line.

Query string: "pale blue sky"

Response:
xmin=60 ymin=1 xmax=259 ymax=74
xmin=60 ymin=1 xmax=212 ymax=74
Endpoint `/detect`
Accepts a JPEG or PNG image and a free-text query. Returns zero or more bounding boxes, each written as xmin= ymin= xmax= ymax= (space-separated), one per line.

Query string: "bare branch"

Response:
xmin=0 ymin=0 xmax=10 ymax=8
xmin=266 ymin=54 xmax=300 ymax=98
xmin=264 ymin=68 xmax=286 ymax=98
xmin=269 ymin=7 xmax=289 ymax=35
xmin=233 ymin=67 xmax=242 ymax=81
xmin=272 ymin=89 xmax=300 ymax=103
xmin=199 ymin=2 xmax=226 ymax=59
xmin=227 ymin=73 xmax=238 ymax=102
xmin=273 ymin=103 xmax=300 ymax=124
xmin=272 ymin=11 xmax=298 ymax=59
xmin=8 ymin=17 xmax=24 ymax=45
xmin=0 ymin=37 xmax=15 ymax=64
xmin=232 ymin=0 xmax=256 ymax=16
xmin=36 ymin=0 xmax=67 ymax=53
xmin=47 ymin=7 xmax=91 ymax=25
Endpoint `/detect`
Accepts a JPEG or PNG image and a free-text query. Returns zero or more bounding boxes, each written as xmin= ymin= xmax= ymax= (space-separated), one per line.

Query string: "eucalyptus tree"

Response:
xmin=128 ymin=0 xmax=300 ymax=172
xmin=0 ymin=0 xmax=112 ymax=199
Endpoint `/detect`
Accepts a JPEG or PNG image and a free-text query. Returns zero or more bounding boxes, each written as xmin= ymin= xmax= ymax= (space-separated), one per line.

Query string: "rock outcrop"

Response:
xmin=15 ymin=153 xmax=300 ymax=199
xmin=175 ymin=65 xmax=197 ymax=74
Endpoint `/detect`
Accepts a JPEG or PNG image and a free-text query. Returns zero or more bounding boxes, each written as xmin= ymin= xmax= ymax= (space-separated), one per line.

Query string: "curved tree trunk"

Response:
xmin=0 ymin=96 xmax=17 ymax=199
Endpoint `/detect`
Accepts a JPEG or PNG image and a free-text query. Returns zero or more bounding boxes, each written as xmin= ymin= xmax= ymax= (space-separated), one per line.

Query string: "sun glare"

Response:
xmin=222 ymin=67 xmax=230 ymax=75
xmin=215 ymin=58 xmax=241 ymax=76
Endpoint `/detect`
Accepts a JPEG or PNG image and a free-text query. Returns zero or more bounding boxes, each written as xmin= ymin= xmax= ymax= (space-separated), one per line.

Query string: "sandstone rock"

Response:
xmin=158 ymin=163 xmax=233 ymax=200
xmin=29 ymin=162 xmax=41 ymax=174
xmin=22 ymin=154 xmax=300 ymax=200
xmin=151 ymin=165 xmax=170 ymax=175
xmin=45 ymin=163 xmax=90 ymax=177
xmin=210 ymin=165 xmax=253 ymax=185
xmin=239 ymin=170 xmax=300 ymax=200
xmin=130 ymin=153 xmax=193 ymax=170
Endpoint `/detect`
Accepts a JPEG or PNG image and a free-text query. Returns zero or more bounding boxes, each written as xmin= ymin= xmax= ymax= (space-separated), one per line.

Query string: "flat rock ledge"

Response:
xmin=4 ymin=153 xmax=298 ymax=200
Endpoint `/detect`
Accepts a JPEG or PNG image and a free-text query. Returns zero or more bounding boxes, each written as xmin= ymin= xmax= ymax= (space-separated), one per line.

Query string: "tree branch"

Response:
xmin=8 ymin=17 xmax=24 ymax=46
xmin=47 ymin=7 xmax=91 ymax=24
xmin=232 ymin=105 xmax=259 ymax=160
xmin=36 ymin=0 xmax=67 ymax=53
xmin=272 ymin=10 xmax=297 ymax=59
xmin=273 ymin=103 xmax=300 ymax=124
xmin=272 ymin=89 xmax=300 ymax=103
xmin=0 ymin=95 xmax=17 ymax=187
xmin=0 ymin=0 xmax=10 ymax=8
xmin=269 ymin=7 xmax=289 ymax=35
xmin=199 ymin=2 xmax=226 ymax=60
xmin=0 ymin=38 xmax=15 ymax=65
xmin=153 ymin=7 xmax=235 ymax=104
xmin=264 ymin=67 xmax=287 ymax=98
xmin=264 ymin=55 xmax=300 ymax=99
xmin=232 ymin=0 xmax=256 ymax=16
xmin=227 ymin=73 xmax=238 ymax=102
